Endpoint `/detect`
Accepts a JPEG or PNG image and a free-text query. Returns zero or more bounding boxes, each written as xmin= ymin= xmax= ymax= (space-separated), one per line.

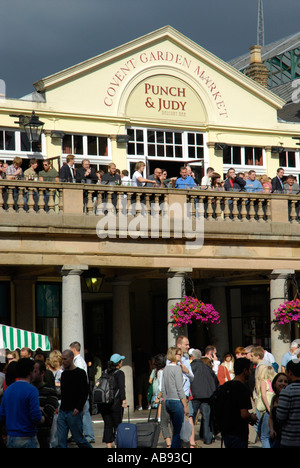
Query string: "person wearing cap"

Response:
xmin=281 ymin=341 xmax=300 ymax=373
xmin=98 ymin=353 xmax=126 ymax=448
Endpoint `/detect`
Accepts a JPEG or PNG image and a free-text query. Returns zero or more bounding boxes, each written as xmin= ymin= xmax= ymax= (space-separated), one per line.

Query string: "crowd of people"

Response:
xmin=132 ymin=338 xmax=300 ymax=449
xmin=1 ymin=156 xmax=299 ymax=194
xmin=1 ymin=337 xmax=300 ymax=449
xmin=0 ymin=342 xmax=99 ymax=448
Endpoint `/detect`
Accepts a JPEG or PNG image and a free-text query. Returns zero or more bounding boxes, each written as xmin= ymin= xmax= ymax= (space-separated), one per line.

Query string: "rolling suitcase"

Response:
xmin=136 ymin=405 xmax=161 ymax=448
xmin=115 ymin=406 xmax=138 ymax=448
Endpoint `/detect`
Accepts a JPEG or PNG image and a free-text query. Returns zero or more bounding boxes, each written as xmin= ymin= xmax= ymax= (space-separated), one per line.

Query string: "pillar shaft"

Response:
xmin=61 ymin=265 xmax=88 ymax=354
xmin=167 ymin=268 xmax=192 ymax=347
xmin=209 ymin=282 xmax=229 ymax=358
xmin=270 ymin=269 xmax=294 ymax=366
xmin=112 ymin=280 xmax=134 ymax=410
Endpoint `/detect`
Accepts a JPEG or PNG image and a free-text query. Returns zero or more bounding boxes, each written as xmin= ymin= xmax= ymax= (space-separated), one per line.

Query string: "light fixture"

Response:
xmin=271 ymin=146 xmax=285 ymax=153
xmin=117 ymin=134 xmax=131 ymax=144
xmin=51 ymin=131 xmax=65 ymax=139
xmin=10 ymin=111 xmax=44 ymax=143
xmin=82 ymin=268 xmax=105 ymax=293
xmin=214 ymin=143 xmax=228 ymax=151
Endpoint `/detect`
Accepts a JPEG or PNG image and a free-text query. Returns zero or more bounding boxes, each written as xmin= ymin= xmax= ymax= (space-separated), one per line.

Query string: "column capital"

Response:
xmin=270 ymin=270 xmax=295 ymax=280
xmin=61 ymin=265 xmax=89 ymax=276
xmin=167 ymin=267 xmax=193 ymax=276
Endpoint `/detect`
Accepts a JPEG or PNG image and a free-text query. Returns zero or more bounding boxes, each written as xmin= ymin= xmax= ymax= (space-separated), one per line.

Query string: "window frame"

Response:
xmin=223 ymin=145 xmax=266 ymax=173
xmin=126 ymin=126 xmax=206 ymax=162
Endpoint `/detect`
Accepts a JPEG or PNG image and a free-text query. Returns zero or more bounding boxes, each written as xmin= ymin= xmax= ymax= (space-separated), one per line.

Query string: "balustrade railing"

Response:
xmin=0 ymin=180 xmax=299 ymax=224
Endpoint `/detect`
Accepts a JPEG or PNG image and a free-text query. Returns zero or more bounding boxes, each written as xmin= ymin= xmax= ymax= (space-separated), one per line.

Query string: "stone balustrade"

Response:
xmin=0 ymin=180 xmax=298 ymax=225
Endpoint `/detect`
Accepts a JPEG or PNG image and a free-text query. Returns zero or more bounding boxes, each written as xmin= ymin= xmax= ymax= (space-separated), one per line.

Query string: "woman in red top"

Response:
xmin=217 ymin=353 xmax=234 ymax=385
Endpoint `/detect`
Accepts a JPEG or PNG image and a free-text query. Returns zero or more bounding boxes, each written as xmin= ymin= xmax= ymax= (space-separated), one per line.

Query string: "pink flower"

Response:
xmin=171 ymin=296 xmax=221 ymax=328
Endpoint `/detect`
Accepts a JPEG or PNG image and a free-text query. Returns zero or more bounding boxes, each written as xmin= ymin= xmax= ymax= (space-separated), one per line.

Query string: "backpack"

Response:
xmin=210 ymin=384 xmax=232 ymax=436
xmin=93 ymin=369 xmax=119 ymax=404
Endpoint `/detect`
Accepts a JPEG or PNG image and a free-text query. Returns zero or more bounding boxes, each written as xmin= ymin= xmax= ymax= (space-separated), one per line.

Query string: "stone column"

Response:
xmin=61 ymin=265 xmax=88 ymax=354
xmin=270 ymin=269 xmax=295 ymax=366
xmin=167 ymin=267 xmax=192 ymax=347
xmin=112 ymin=280 xmax=134 ymax=410
xmin=209 ymin=281 xmax=229 ymax=359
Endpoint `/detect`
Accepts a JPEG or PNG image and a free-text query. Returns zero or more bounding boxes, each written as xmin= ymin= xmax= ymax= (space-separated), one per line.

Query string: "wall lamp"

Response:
xmin=271 ymin=146 xmax=285 ymax=153
xmin=51 ymin=131 xmax=65 ymax=139
xmin=214 ymin=143 xmax=228 ymax=151
xmin=10 ymin=111 xmax=44 ymax=143
xmin=82 ymin=268 xmax=105 ymax=293
xmin=117 ymin=134 xmax=131 ymax=144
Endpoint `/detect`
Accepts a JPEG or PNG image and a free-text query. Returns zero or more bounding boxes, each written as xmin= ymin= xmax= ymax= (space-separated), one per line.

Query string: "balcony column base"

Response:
xmin=61 ymin=265 xmax=88 ymax=355
xmin=167 ymin=268 xmax=192 ymax=347
xmin=270 ymin=269 xmax=295 ymax=367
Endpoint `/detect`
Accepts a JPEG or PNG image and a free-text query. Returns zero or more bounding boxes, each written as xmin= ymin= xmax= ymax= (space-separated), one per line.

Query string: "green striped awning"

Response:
xmin=0 ymin=325 xmax=51 ymax=351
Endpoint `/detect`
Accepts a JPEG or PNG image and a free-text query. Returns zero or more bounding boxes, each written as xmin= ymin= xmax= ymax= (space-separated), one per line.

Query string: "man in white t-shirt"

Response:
xmin=131 ymin=161 xmax=157 ymax=187
xmin=69 ymin=341 xmax=95 ymax=443
xmin=201 ymin=167 xmax=214 ymax=186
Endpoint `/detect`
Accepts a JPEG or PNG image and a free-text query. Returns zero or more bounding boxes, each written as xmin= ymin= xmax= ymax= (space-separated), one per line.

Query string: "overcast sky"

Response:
xmin=1 ymin=0 xmax=299 ymax=98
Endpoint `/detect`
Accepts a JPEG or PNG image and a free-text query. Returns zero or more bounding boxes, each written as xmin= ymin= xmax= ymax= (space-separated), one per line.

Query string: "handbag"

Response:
xmin=49 ymin=412 xmax=58 ymax=448
xmin=180 ymin=416 xmax=192 ymax=442
xmin=256 ymin=380 xmax=274 ymax=412
xmin=147 ymin=383 xmax=153 ymax=403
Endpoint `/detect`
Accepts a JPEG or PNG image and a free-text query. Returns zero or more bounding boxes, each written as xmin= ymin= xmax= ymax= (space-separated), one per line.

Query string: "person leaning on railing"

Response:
xmin=224 ymin=168 xmax=246 ymax=191
xmin=5 ymin=157 xmax=23 ymax=180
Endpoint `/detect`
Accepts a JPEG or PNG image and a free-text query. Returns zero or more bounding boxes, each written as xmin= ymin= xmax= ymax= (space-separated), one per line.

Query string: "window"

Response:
xmin=245 ymin=147 xmax=263 ymax=166
xmin=62 ymin=134 xmax=83 ymax=155
xmin=36 ymin=283 xmax=61 ymax=351
xmin=0 ymin=130 xmax=15 ymax=151
xmin=279 ymin=151 xmax=296 ymax=168
xmin=0 ymin=128 xmax=43 ymax=154
xmin=87 ymin=136 xmax=108 ymax=156
xmin=127 ymin=129 xmax=145 ymax=156
xmin=147 ymin=130 xmax=183 ymax=158
xmin=223 ymin=146 xmax=264 ymax=167
xmin=223 ymin=146 xmax=241 ymax=165
xmin=127 ymin=128 xmax=204 ymax=160
xmin=20 ymin=132 xmax=42 ymax=153
xmin=187 ymin=133 xmax=203 ymax=159
xmin=63 ymin=134 xmax=108 ymax=157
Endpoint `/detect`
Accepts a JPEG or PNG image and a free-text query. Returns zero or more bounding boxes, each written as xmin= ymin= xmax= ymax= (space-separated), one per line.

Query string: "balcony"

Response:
xmin=0 ymin=180 xmax=299 ymax=271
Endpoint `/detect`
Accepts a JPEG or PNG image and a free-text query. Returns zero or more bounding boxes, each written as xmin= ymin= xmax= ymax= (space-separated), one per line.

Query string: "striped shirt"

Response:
xmin=276 ymin=382 xmax=300 ymax=447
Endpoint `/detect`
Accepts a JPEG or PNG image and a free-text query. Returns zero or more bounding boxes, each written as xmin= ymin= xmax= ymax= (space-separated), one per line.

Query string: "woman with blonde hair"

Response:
xmin=260 ymin=175 xmax=272 ymax=193
xmin=255 ymin=365 xmax=277 ymax=448
xmin=131 ymin=161 xmax=157 ymax=187
xmin=162 ymin=347 xmax=189 ymax=448
xmin=47 ymin=350 xmax=63 ymax=399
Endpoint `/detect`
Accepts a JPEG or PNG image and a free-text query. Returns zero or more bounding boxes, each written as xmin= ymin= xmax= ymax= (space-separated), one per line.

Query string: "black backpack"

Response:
xmin=210 ymin=384 xmax=232 ymax=436
xmin=93 ymin=369 xmax=119 ymax=404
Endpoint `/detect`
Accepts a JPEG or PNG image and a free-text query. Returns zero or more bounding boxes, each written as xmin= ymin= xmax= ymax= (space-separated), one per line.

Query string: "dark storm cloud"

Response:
xmin=1 ymin=0 xmax=300 ymax=98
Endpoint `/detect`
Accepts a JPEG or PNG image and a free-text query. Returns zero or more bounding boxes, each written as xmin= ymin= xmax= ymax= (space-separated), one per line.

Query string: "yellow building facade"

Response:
xmin=1 ymin=27 xmax=300 ymax=408
xmin=1 ymin=26 xmax=300 ymax=179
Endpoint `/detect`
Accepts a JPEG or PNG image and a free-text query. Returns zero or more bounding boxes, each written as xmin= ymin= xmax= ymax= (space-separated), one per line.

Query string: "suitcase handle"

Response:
xmin=148 ymin=403 xmax=159 ymax=422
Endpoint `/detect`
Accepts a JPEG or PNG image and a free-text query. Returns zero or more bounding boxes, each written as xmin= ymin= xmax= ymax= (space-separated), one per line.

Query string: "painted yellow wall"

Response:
xmin=1 ymin=26 xmax=300 ymax=176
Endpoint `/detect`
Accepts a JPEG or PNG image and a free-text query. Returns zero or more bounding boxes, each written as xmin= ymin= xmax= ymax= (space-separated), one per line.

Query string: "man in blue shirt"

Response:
xmin=245 ymin=170 xmax=263 ymax=192
xmin=281 ymin=341 xmax=300 ymax=372
xmin=0 ymin=358 xmax=44 ymax=448
xmin=175 ymin=167 xmax=196 ymax=189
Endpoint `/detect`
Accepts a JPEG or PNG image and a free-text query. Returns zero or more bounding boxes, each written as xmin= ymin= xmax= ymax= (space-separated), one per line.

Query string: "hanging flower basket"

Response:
xmin=170 ymin=295 xmax=221 ymax=328
xmin=274 ymin=299 xmax=300 ymax=326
